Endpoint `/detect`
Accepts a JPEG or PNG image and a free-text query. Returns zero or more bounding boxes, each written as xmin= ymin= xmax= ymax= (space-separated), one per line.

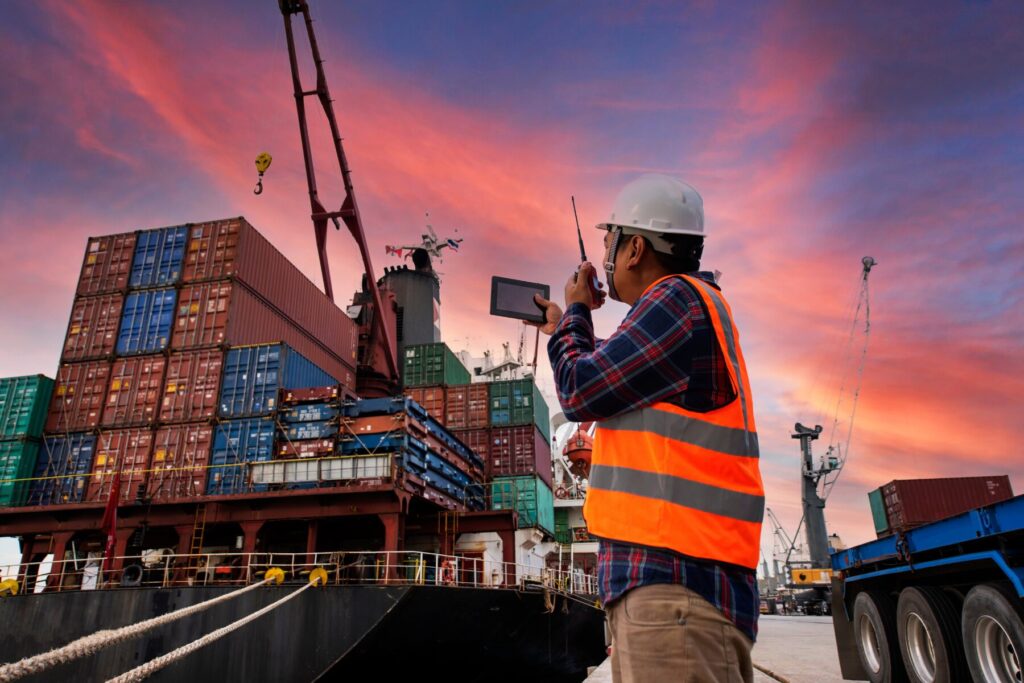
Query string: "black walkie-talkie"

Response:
xmin=572 ymin=196 xmax=603 ymax=302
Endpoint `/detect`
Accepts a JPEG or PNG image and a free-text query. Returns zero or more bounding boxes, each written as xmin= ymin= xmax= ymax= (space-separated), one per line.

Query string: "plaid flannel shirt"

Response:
xmin=548 ymin=272 xmax=759 ymax=642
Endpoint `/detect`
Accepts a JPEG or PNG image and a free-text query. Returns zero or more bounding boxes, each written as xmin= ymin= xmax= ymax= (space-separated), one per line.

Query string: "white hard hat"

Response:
xmin=596 ymin=174 xmax=705 ymax=237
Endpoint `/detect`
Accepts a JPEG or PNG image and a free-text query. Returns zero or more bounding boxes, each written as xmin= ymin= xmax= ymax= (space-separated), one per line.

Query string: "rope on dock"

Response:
xmin=753 ymin=662 xmax=794 ymax=683
xmin=106 ymin=578 xmax=318 ymax=683
xmin=0 ymin=577 xmax=274 ymax=683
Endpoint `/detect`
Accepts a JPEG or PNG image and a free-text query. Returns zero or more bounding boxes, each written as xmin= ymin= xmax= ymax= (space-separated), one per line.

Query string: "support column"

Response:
xmin=498 ymin=529 xmax=516 ymax=588
xmin=305 ymin=520 xmax=319 ymax=567
xmin=111 ymin=528 xmax=134 ymax=572
xmin=379 ymin=512 xmax=405 ymax=583
xmin=172 ymin=525 xmax=195 ymax=585
xmin=240 ymin=521 xmax=263 ymax=582
xmin=49 ymin=532 xmax=74 ymax=592
xmin=17 ymin=534 xmax=38 ymax=590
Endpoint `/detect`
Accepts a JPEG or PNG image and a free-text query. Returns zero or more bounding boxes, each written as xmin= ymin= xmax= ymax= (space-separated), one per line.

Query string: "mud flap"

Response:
xmin=831 ymin=576 xmax=869 ymax=680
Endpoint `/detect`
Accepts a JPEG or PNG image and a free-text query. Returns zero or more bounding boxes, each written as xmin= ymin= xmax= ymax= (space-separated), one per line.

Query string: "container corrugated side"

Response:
xmin=29 ymin=434 xmax=94 ymax=505
xmin=77 ymin=232 xmax=136 ymax=296
xmin=0 ymin=375 xmax=54 ymax=440
xmin=488 ymin=425 xmax=552 ymax=487
xmin=882 ymin=476 xmax=1014 ymax=531
xmin=402 ymin=343 xmax=470 ymax=388
xmin=208 ymin=417 xmax=275 ymax=494
xmin=868 ymin=487 xmax=889 ymax=536
xmin=172 ymin=280 xmax=355 ymax=389
xmin=160 ymin=350 xmax=223 ymax=423
xmin=445 ymin=383 xmax=489 ymax=429
xmin=405 ymin=386 xmax=446 ymax=424
xmin=453 ymin=428 xmax=490 ymax=465
xmin=490 ymin=474 xmax=555 ymax=537
xmin=182 ymin=218 xmax=359 ymax=366
xmin=219 ymin=343 xmax=338 ymax=418
xmin=148 ymin=424 xmax=213 ymax=501
xmin=117 ymin=288 xmax=177 ymax=355
xmin=102 ymin=355 xmax=166 ymax=427
xmin=45 ymin=361 xmax=111 ymax=434
xmin=129 ymin=225 xmax=187 ymax=288
xmin=0 ymin=440 xmax=40 ymax=506
xmin=488 ymin=379 xmax=551 ymax=442
xmin=554 ymin=508 xmax=571 ymax=544
xmin=62 ymin=294 xmax=123 ymax=361
xmin=86 ymin=428 xmax=153 ymax=503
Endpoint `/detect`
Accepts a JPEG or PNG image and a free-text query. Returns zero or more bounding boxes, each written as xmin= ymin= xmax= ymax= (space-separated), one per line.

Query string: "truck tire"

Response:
xmin=961 ymin=582 xmax=1024 ymax=683
xmin=896 ymin=586 xmax=969 ymax=683
xmin=854 ymin=590 xmax=909 ymax=683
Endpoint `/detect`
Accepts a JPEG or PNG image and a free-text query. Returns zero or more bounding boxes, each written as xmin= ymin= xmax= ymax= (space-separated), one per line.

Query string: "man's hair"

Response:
xmin=642 ymin=233 xmax=704 ymax=274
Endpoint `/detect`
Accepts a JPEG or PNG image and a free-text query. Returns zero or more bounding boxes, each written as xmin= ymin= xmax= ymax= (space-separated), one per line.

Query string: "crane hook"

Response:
xmin=253 ymin=152 xmax=273 ymax=196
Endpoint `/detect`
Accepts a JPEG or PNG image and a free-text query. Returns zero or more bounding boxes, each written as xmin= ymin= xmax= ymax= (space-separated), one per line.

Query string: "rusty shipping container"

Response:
xmin=881 ymin=476 xmax=1014 ymax=534
xmin=282 ymin=386 xmax=340 ymax=405
xmin=454 ymin=428 xmax=491 ymax=466
xmin=489 ymin=425 xmax=553 ymax=487
xmin=277 ymin=438 xmax=334 ymax=458
xmin=76 ymin=232 xmax=137 ymax=297
xmin=405 ymin=386 xmax=446 ymax=424
xmin=62 ymin=293 xmax=123 ymax=362
xmin=160 ymin=350 xmax=223 ymax=423
xmin=445 ymin=383 xmax=489 ymax=430
xmin=172 ymin=279 xmax=355 ymax=391
xmin=86 ymin=428 xmax=154 ymax=504
xmin=45 ymin=361 xmax=111 ymax=434
xmin=102 ymin=355 xmax=166 ymax=428
xmin=148 ymin=423 xmax=213 ymax=501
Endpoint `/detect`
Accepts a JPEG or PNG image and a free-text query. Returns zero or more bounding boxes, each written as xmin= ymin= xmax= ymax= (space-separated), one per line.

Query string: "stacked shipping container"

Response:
xmin=0 ymin=376 xmax=54 ymax=506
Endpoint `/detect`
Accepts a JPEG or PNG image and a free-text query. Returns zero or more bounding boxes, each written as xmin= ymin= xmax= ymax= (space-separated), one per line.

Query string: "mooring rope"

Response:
xmin=106 ymin=579 xmax=317 ymax=683
xmin=0 ymin=578 xmax=273 ymax=682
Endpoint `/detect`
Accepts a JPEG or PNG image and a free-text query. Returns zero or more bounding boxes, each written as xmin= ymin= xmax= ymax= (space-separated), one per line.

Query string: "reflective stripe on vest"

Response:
xmin=584 ymin=274 xmax=764 ymax=569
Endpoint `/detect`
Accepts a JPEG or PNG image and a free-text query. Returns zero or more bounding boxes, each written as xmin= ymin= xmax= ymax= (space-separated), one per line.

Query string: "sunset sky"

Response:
xmin=1 ymin=0 xmax=1022 ymax=564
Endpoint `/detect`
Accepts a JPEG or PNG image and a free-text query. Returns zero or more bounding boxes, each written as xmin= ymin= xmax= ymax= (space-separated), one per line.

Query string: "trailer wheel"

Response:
xmin=962 ymin=583 xmax=1024 ymax=683
xmin=854 ymin=590 xmax=909 ymax=683
xmin=896 ymin=586 xmax=968 ymax=683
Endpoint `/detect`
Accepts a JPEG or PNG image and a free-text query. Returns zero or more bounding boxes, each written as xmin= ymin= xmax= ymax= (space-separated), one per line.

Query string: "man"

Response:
xmin=531 ymin=175 xmax=764 ymax=682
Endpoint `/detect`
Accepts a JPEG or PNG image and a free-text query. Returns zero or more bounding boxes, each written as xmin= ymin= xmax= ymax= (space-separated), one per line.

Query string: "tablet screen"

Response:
xmin=490 ymin=277 xmax=550 ymax=323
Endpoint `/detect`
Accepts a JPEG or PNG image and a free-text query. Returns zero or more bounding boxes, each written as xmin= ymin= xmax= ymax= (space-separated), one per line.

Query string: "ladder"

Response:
xmin=188 ymin=504 xmax=207 ymax=570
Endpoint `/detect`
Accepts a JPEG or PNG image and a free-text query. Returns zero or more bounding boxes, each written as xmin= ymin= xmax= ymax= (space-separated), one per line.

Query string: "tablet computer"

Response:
xmin=490 ymin=276 xmax=550 ymax=323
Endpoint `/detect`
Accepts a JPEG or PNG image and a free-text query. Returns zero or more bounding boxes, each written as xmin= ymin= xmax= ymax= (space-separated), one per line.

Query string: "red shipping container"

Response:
xmin=62 ymin=293 xmax=123 ymax=361
xmin=282 ymin=386 xmax=340 ymax=405
xmin=278 ymin=439 xmax=334 ymax=458
xmin=46 ymin=361 xmax=111 ymax=433
xmin=454 ymin=428 xmax=491 ymax=464
xmin=170 ymin=279 xmax=355 ymax=390
xmin=86 ymin=428 xmax=153 ymax=504
xmin=405 ymin=386 xmax=446 ymax=424
xmin=882 ymin=476 xmax=1014 ymax=532
xmin=489 ymin=425 xmax=552 ymax=487
xmin=181 ymin=218 xmax=357 ymax=365
xmin=148 ymin=424 xmax=213 ymax=501
xmin=445 ymin=383 xmax=489 ymax=429
xmin=77 ymin=232 xmax=137 ymax=296
xmin=102 ymin=355 xmax=166 ymax=427
xmin=160 ymin=350 xmax=223 ymax=423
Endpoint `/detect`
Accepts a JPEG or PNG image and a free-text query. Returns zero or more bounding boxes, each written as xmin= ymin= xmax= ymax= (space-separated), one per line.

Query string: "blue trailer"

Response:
xmin=830 ymin=494 xmax=1024 ymax=683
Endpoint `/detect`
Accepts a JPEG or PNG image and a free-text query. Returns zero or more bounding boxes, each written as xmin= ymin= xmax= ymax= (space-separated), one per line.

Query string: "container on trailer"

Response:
xmin=102 ymin=355 xmax=166 ymax=427
xmin=445 ymin=383 xmax=489 ymax=429
xmin=86 ymin=429 xmax=153 ymax=504
xmin=77 ymin=232 xmax=137 ymax=296
xmin=402 ymin=343 xmax=470 ymax=388
xmin=129 ymin=225 xmax=187 ymax=288
xmin=172 ymin=280 xmax=354 ymax=388
xmin=488 ymin=379 xmax=550 ymax=442
xmin=881 ymin=476 xmax=1014 ymax=533
xmin=405 ymin=386 xmax=446 ymax=424
xmin=490 ymin=474 xmax=556 ymax=537
xmin=45 ymin=361 xmax=111 ymax=434
xmin=117 ymin=288 xmax=177 ymax=355
xmin=160 ymin=349 xmax=223 ymax=423
xmin=207 ymin=417 xmax=275 ymax=494
xmin=489 ymin=425 xmax=552 ymax=487
xmin=0 ymin=375 xmax=54 ymax=440
xmin=867 ymin=487 xmax=889 ymax=537
xmin=147 ymin=423 xmax=213 ymax=501
xmin=28 ymin=434 xmax=94 ymax=505
xmin=0 ymin=440 xmax=41 ymax=507
xmin=218 ymin=343 xmax=338 ymax=418
xmin=61 ymin=294 xmax=123 ymax=361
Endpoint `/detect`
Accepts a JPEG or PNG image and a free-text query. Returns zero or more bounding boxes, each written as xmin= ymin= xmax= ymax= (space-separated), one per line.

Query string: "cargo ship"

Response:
xmin=0 ymin=217 xmax=606 ymax=682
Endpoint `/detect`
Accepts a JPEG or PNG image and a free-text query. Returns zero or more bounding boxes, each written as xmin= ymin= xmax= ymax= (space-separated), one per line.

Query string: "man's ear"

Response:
xmin=626 ymin=235 xmax=645 ymax=269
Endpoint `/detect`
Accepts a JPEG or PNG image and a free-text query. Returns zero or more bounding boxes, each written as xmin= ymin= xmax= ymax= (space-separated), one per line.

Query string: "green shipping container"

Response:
xmin=402 ymin=343 xmax=471 ymax=388
xmin=868 ymin=487 xmax=889 ymax=536
xmin=491 ymin=474 xmax=555 ymax=537
xmin=488 ymin=379 xmax=550 ymax=442
xmin=554 ymin=507 xmax=571 ymax=544
xmin=0 ymin=439 xmax=40 ymax=507
xmin=0 ymin=375 xmax=54 ymax=440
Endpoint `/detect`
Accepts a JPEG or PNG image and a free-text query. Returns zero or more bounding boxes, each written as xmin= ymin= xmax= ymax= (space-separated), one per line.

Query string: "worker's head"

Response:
xmin=596 ymin=175 xmax=705 ymax=304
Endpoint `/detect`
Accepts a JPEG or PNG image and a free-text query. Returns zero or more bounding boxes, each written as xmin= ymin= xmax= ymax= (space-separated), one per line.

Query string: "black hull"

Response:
xmin=0 ymin=585 xmax=606 ymax=682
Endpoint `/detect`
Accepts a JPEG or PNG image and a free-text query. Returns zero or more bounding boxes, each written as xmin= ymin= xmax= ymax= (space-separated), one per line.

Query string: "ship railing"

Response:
xmin=3 ymin=549 xmax=599 ymax=597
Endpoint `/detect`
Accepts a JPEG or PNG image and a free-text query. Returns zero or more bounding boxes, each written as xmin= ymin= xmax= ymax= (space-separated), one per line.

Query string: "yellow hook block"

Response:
xmin=255 ymin=152 xmax=273 ymax=174
xmin=309 ymin=567 xmax=328 ymax=587
xmin=0 ymin=578 xmax=19 ymax=597
xmin=264 ymin=567 xmax=286 ymax=585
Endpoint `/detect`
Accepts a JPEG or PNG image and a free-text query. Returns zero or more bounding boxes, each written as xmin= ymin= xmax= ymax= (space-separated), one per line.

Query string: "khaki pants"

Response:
xmin=607 ymin=584 xmax=753 ymax=683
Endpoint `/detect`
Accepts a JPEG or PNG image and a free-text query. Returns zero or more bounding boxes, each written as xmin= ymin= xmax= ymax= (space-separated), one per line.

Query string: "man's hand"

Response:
xmin=565 ymin=262 xmax=606 ymax=311
xmin=525 ymin=294 xmax=563 ymax=335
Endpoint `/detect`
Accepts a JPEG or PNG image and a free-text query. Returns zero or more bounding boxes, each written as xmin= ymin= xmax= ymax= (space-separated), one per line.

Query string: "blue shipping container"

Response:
xmin=129 ymin=225 xmax=188 ymax=288
xmin=283 ymin=420 xmax=338 ymax=441
xmin=29 ymin=434 xmax=95 ymax=506
xmin=219 ymin=343 xmax=338 ymax=418
xmin=208 ymin=418 xmax=275 ymax=495
xmin=117 ymin=288 xmax=177 ymax=355
xmin=280 ymin=403 xmax=339 ymax=423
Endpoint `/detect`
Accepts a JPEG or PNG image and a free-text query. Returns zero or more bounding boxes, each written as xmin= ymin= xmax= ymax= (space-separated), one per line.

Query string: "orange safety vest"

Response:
xmin=584 ymin=274 xmax=764 ymax=569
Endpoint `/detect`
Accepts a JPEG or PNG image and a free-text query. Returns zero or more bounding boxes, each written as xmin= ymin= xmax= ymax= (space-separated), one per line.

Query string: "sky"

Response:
xmin=1 ymin=0 xmax=1022 ymax=569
